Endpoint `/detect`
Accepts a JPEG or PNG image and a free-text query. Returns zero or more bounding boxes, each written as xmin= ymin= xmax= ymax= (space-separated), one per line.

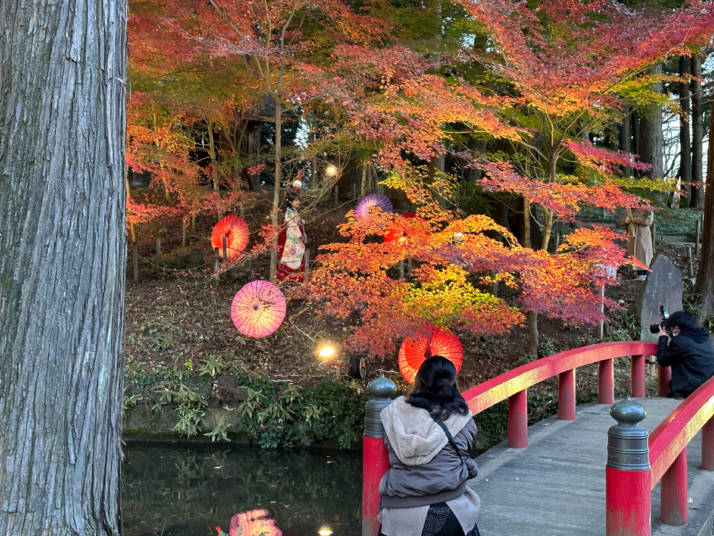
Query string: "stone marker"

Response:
xmin=638 ymin=254 xmax=683 ymax=342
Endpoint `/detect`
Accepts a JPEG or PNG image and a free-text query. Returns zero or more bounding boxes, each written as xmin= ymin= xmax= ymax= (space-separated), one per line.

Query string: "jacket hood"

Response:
xmin=380 ymin=396 xmax=473 ymax=466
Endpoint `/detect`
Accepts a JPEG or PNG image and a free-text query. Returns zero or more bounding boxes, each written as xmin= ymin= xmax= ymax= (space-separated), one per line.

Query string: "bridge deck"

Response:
xmin=470 ymin=397 xmax=714 ymax=536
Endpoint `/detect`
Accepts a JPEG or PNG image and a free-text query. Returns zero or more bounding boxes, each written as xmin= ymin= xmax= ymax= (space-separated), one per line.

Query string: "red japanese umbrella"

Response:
xmin=398 ymin=325 xmax=463 ymax=384
xmin=212 ymin=215 xmax=249 ymax=260
xmin=230 ymin=280 xmax=286 ymax=338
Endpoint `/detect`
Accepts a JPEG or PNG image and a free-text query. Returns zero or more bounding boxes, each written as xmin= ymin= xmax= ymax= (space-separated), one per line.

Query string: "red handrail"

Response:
xmin=649 ymin=376 xmax=714 ymax=486
xmin=462 ymin=341 xmax=657 ymax=414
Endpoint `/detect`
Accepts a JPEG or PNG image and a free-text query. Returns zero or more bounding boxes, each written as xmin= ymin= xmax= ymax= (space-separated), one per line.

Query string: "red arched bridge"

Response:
xmin=362 ymin=341 xmax=714 ymax=536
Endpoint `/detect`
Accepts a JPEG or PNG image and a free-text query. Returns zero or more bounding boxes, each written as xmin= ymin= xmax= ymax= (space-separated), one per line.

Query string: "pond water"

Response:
xmin=122 ymin=443 xmax=362 ymax=536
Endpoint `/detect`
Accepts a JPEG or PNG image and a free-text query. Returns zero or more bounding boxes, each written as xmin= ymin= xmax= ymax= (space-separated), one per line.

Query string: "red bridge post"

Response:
xmin=630 ymin=355 xmax=645 ymax=398
xmin=362 ymin=375 xmax=396 ymax=536
xmin=508 ymin=389 xmax=528 ymax=448
xmin=660 ymin=448 xmax=688 ymax=525
xmin=606 ymin=398 xmax=651 ymax=536
xmin=703 ymin=416 xmax=714 ymax=471
xmin=599 ymin=359 xmax=614 ymax=404
xmin=558 ymin=369 xmax=576 ymax=420
xmin=658 ymin=365 xmax=671 ymax=396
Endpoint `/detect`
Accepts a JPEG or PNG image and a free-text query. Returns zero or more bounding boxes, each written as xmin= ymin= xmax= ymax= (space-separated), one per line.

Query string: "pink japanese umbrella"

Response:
xmin=231 ymin=280 xmax=286 ymax=338
xmin=398 ymin=325 xmax=463 ymax=384
xmin=212 ymin=215 xmax=249 ymax=260
xmin=355 ymin=193 xmax=393 ymax=219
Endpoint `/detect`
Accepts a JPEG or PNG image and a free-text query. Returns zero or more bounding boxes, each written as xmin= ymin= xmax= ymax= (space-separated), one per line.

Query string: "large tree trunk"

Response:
xmin=690 ymin=54 xmax=704 ymax=209
xmin=0 ymin=2 xmax=127 ymax=535
xmin=637 ymin=65 xmax=665 ymax=180
xmin=678 ymin=56 xmax=692 ymax=187
xmin=694 ymin=107 xmax=714 ymax=318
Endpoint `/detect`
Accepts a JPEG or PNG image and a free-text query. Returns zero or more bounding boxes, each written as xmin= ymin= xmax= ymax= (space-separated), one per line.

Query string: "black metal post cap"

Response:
xmin=610 ymin=396 xmax=646 ymax=426
xmin=367 ymin=375 xmax=396 ymax=399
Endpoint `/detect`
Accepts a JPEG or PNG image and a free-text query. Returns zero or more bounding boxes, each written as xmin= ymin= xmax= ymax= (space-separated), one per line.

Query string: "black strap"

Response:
xmin=431 ymin=415 xmax=465 ymax=464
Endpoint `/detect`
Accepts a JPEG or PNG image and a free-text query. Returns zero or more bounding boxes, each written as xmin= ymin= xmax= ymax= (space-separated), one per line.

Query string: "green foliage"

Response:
xmin=203 ymin=416 xmax=231 ymax=443
xmin=654 ymin=208 xmax=704 ymax=238
xmin=237 ymin=378 xmax=367 ymax=449
xmin=606 ymin=309 xmax=640 ymax=341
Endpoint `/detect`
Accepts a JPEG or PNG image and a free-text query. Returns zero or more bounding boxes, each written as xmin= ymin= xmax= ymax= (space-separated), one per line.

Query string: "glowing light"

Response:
xmin=453 ymin=232 xmax=464 ymax=243
xmin=292 ymin=179 xmax=303 ymax=189
xmin=317 ymin=342 xmax=338 ymax=362
xmin=318 ymin=526 xmax=333 ymax=536
xmin=325 ymin=165 xmax=338 ymax=177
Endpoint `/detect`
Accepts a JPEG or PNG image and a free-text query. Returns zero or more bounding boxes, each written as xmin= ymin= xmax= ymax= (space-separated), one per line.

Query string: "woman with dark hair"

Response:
xmin=656 ymin=310 xmax=714 ymax=399
xmin=277 ymin=189 xmax=307 ymax=281
xmin=378 ymin=355 xmax=481 ymax=536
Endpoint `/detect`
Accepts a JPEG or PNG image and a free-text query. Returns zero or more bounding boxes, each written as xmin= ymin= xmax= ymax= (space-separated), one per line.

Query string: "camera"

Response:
xmin=649 ymin=305 xmax=670 ymax=334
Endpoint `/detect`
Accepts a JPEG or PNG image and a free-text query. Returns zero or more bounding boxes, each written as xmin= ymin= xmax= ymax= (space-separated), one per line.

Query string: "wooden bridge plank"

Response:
xmin=469 ymin=398 xmax=714 ymax=536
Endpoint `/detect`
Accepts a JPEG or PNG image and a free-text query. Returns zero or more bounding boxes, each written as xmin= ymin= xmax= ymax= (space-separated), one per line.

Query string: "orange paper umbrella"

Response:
xmin=231 ymin=280 xmax=286 ymax=338
xmin=398 ymin=325 xmax=463 ymax=384
xmin=212 ymin=215 xmax=249 ymax=260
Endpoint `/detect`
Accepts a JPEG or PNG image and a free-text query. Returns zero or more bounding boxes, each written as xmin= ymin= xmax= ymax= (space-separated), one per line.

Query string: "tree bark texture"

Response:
xmin=678 ymin=56 xmax=691 ymax=185
xmin=0 ymin=1 xmax=127 ymax=535
xmin=695 ymin=107 xmax=714 ymax=318
xmin=690 ymin=54 xmax=704 ymax=209
xmin=619 ymin=107 xmax=632 ymax=176
xmin=637 ymin=65 xmax=665 ymax=180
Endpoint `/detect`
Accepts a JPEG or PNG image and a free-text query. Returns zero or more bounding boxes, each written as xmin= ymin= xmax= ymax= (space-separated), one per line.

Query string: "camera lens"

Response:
xmin=649 ymin=323 xmax=661 ymax=334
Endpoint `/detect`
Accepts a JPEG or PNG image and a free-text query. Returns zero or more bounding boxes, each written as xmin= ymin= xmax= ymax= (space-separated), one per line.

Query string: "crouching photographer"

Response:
xmin=653 ymin=310 xmax=714 ymax=399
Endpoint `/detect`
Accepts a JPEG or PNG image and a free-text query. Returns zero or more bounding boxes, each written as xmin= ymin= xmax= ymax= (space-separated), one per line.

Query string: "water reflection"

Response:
xmin=122 ymin=444 xmax=361 ymax=536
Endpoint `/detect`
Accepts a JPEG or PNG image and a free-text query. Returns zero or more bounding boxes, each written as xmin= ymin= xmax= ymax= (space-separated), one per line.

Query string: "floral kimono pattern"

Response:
xmin=277 ymin=207 xmax=306 ymax=280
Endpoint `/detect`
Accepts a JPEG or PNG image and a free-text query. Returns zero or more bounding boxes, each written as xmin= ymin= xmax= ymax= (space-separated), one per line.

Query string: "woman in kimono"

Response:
xmin=277 ymin=190 xmax=307 ymax=281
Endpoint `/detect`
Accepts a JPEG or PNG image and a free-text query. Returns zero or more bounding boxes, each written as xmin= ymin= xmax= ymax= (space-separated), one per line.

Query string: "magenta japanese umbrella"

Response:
xmin=212 ymin=215 xmax=249 ymax=260
xmin=398 ymin=325 xmax=463 ymax=384
xmin=230 ymin=280 xmax=286 ymax=338
xmin=355 ymin=193 xmax=393 ymax=219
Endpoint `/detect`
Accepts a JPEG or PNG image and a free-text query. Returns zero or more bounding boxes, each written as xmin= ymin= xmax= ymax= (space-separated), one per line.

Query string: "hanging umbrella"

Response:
xmin=212 ymin=215 xmax=250 ymax=260
xmin=230 ymin=280 xmax=286 ymax=338
xmin=355 ymin=193 xmax=393 ymax=219
xmin=398 ymin=325 xmax=463 ymax=384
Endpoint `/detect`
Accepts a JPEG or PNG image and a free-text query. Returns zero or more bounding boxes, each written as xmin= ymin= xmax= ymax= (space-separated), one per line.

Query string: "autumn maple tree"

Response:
xmin=301 ymin=0 xmax=714 ymax=357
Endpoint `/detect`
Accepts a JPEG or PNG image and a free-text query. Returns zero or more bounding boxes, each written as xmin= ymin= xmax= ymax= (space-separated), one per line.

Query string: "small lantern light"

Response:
xmin=317 ymin=342 xmax=338 ymax=362
xmin=318 ymin=526 xmax=333 ymax=536
xmin=292 ymin=178 xmax=303 ymax=189
xmin=453 ymin=232 xmax=464 ymax=243
xmin=325 ymin=164 xmax=338 ymax=177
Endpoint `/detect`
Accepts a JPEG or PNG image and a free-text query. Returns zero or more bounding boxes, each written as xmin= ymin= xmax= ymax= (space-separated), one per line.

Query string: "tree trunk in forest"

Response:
xmin=694 ymin=108 xmax=714 ymax=318
xmin=360 ymin=163 xmax=369 ymax=198
xmin=690 ymin=54 xmax=704 ymax=209
xmin=620 ymin=107 xmax=633 ymax=176
xmin=0 ymin=2 xmax=127 ymax=535
xmin=637 ymin=65 xmax=665 ymax=180
xmin=246 ymin=125 xmax=261 ymax=191
xmin=678 ymin=56 xmax=692 ymax=193
xmin=269 ymin=97 xmax=283 ymax=282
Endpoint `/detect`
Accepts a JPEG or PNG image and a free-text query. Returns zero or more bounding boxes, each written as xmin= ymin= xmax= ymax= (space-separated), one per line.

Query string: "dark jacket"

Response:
xmin=657 ymin=327 xmax=714 ymax=397
xmin=378 ymin=396 xmax=479 ymax=508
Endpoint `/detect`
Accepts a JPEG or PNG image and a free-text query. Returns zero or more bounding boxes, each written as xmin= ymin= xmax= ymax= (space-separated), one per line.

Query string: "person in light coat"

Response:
xmin=378 ymin=356 xmax=481 ymax=536
xmin=623 ymin=207 xmax=654 ymax=278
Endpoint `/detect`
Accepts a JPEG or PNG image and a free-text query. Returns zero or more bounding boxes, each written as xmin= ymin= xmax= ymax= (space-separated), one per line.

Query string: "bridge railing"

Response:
xmin=606 ymin=377 xmax=714 ymax=535
xmin=362 ymin=341 xmax=663 ymax=535
xmin=461 ymin=341 xmax=659 ymax=447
